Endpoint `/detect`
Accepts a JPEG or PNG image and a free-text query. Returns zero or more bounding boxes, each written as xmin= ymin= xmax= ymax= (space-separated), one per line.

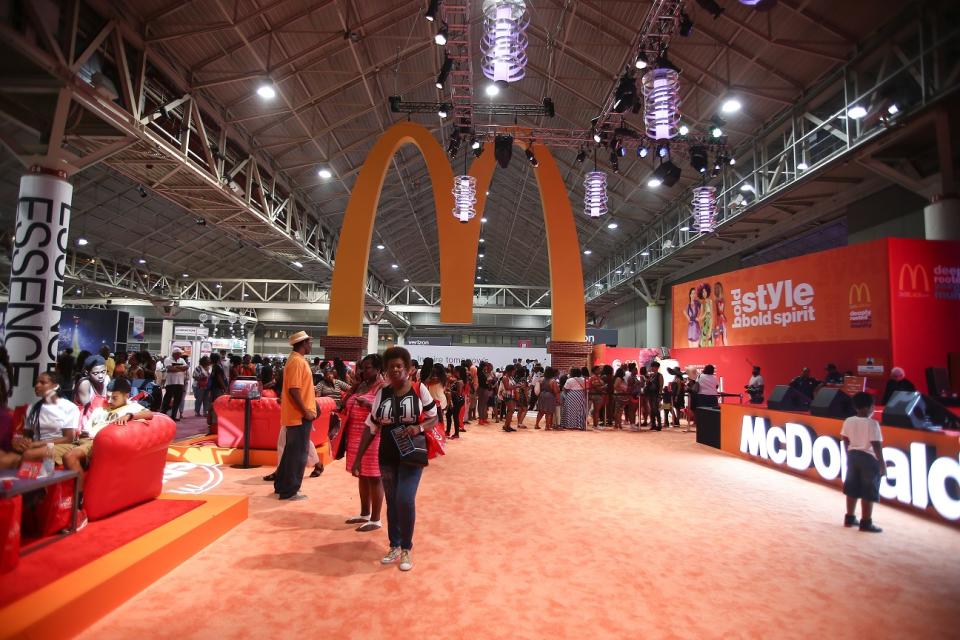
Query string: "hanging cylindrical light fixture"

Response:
xmin=481 ymin=0 xmax=529 ymax=85
xmin=198 ymin=312 xmax=209 ymax=324
xmin=452 ymin=174 xmax=478 ymax=223
xmin=692 ymin=186 xmax=717 ymax=233
xmin=641 ymin=66 xmax=681 ymax=140
xmin=583 ymin=171 xmax=608 ymax=218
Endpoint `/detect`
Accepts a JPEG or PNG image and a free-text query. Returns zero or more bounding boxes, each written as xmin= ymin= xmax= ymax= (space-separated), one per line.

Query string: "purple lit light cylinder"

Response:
xmin=641 ymin=67 xmax=681 ymax=141
xmin=481 ymin=0 xmax=529 ymax=84
xmin=693 ymin=186 xmax=717 ymax=233
xmin=583 ymin=171 xmax=608 ymax=218
xmin=452 ymin=174 xmax=478 ymax=223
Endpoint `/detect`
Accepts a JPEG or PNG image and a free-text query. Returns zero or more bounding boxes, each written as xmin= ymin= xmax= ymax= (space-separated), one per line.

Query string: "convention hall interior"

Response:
xmin=0 ymin=0 xmax=958 ymax=638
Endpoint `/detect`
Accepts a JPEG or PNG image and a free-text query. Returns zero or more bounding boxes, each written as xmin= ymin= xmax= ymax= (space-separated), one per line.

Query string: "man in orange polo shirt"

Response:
xmin=274 ymin=331 xmax=320 ymax=500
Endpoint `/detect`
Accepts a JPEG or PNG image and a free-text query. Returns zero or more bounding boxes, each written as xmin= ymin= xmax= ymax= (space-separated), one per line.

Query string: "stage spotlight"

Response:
xmin=137 ymin=184 xmax=148 ymax=198
xmin=494 ymin=135 xmax=513 ymax=169
xmin=649 ymin=160 xmax=681 ymax=187
xmin=575 ymin=149 xmax=586 ymax=164
xmin=638 ymin=145 xmax=649 ymax=158
xmin=438 ymin=103 xmax=450 ymax=118
xmin=690 ymin=145 xmax=708 ymax=174
xmin=696 ymin=0 xmax=725 ymax=18
xmin=847 ymin=105 xmax=867 ymax=119
xmin=435 ymin=22 xmax=448 ymax=46
xmin=609 ymin=150 xmax=619 ymax=174
xmin=593 ymin=130 xmax=602 ymax=144
xmin=436 ymin=53 xmax=453 ymax=88
xmin=525 ymin=146 xmax=539 ymax=167
xmin=612 ymin=73 xmax=637 ymax=113
xmin=657 ymin=143 xmax=669 ymax=158
xmin=195 ymin=217 xmax=207 ymax=226
xmin=712 ymin=126 xmax=723 ymax=138
xmin=425 ymin=0 xmax=440 ymax=21
xmin=635 ymin=51 xmax=649 ymax=69
xmin=447 ymin=130 xmax=461 ymax=157
xmin=678 ymin=124 xmax=689 ymax=136
xmin=679 ymin=11 xmax=694 ymax=36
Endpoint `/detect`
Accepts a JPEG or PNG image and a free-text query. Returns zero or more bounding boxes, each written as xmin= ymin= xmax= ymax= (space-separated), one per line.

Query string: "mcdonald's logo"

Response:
xmin=898 ymin=263 xmax=931 ymax=293
xmin=326 ymin=122 xmax=586 ymax=343
xmin=848 ymin=283 xmax=871 ymax=305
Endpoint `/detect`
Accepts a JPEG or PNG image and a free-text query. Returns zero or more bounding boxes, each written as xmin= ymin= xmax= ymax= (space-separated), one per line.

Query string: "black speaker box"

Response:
xmin=881 ymin=391 xmax=927 ymax=428
xmin=767 ymin=385 xmax=810 ymax=411
xmin=810 ymin=388 xmax=855 ymax=419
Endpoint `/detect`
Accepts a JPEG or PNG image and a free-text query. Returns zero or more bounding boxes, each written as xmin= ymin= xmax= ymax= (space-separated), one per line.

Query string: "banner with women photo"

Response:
xmin=671 ymin=240 xmax=891 ymax=349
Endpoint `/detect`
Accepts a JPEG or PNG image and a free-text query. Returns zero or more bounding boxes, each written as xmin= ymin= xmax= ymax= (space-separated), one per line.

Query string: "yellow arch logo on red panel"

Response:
xmin=326 ymin=122 xmax=586 ymax=343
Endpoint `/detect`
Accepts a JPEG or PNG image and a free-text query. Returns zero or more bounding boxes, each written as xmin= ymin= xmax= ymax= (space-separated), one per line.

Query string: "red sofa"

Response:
xmin=83 ymin=415 xmax=177 ymax=521
xmin=214 ymin=396 xmax=335 ymax=449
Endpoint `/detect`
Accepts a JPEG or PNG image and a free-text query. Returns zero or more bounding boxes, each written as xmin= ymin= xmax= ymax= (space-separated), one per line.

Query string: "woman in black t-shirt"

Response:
xmin=354 ymin=347 xmax=438 ymax=572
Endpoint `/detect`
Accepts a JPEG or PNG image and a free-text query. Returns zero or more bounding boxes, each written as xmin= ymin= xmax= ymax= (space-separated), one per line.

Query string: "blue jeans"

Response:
xmin=193 ymin=384 xmax=210 ymax=415
xmin=380 ymin=461 xmax=423 ymax=550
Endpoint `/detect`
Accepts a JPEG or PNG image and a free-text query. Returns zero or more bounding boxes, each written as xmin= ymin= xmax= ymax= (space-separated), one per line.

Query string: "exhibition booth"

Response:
xmin=671 ymin=238 xmax=960 ymax=398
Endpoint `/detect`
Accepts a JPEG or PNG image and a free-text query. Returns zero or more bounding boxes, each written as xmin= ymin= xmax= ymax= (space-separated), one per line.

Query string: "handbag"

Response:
xmin=425 ymin=423 xmax=446 ymax=459
xmin=390 ymin=426 xmax=428 ymax=466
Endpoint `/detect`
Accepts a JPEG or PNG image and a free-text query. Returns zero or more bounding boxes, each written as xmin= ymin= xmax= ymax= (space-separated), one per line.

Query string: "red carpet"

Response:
xmin=0 ymin=499 xmax=204 ymax=607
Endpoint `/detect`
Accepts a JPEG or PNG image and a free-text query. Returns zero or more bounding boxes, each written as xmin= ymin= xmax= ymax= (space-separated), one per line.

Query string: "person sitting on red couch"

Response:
xmin=63 ymin=377 xmax=153 ymax=528
xmin=0 ymin=372 xmax=80 ymax=470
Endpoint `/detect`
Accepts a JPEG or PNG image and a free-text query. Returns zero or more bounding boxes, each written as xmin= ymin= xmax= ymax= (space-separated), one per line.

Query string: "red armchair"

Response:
xmin=83 ymin=414 xmax=176 ymax=521
xmin=214 ymin=396 xmax=335 ymax=449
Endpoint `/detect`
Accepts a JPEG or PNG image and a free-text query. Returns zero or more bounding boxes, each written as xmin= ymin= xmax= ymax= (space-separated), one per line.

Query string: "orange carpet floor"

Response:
xmin=79 ymin=420 xmax=959 ymax=639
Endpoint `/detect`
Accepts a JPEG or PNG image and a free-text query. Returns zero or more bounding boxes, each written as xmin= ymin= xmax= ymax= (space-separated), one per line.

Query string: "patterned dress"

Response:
xmin=345 ymin=382 xmax=383 ymax=478
xmin=560 ymin=377 xmax=588 ymax=429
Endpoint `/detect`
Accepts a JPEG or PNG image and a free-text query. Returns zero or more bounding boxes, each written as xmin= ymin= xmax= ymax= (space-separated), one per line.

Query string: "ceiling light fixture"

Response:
xmin=481 ymin=217 xmax=488 ymax=223
xmin=318 ymin=168 xmax=332 ymax=179
xmin=678 ymin=124 xmax=689 ymax=136
xmin=403 ymin=278 xmax=410 ymax=282
xmin=182 ymin=273 xmax=190 ymax=277
xmin=391 ymin=263 xmax=399 ymax=269
xmin=376 ymin=244 xmax=385 ymax=250
xmin=797 ymin=161 xmax=809 ymax=171
xmin=435 ymin=21 xmax=448 ymax=46
xmin=137 ymin=258 xmax=146 ymax=264
xmin=847 ymin=105 xmax=867 ymax=119
xmin=452 ymin=174 xmax=478 ymax=223
xmin=481 ymin=0 xmax=529 ymax=86
xmin=583 ymin=249 xmax=592 ymax=255
xmin=607 ymin=221 xmax=618 ymax=229
xmin=641 ymin=55 xmax=682 ymax=140
xmin=584 ymin=171 xmax=608 ymax=218
xmin=291 ymin=260 xmax=303 ymax=268
xmin=679 ymin=11 xmax=694 ymax=36
xmin=425 ymin=0 xmax=440 ymax=22
xmin=256 ymin=83 xmax=277 ymax=99
xmin=575 ymin=149 xmax=586 ymax=164
xmin=436 ymin=52 xmax=453 ymax=89
xmin=479 ymin=237 xmax=485 ymax=243
xmin=524 ymin=145 xmax=539 ymax=167
xmin=693 ymin=185 xmax=718 ymax=233
xmin=77 ymin=237 xmax=88 ymax=246
xmin=485 ymin=82 xmax=503 ymax=97
xmin=640 ymin=250 xmax=650 ymax=256
xmin=635 ymin=51 xmax=649 ymax=70
xmin=721 ymin=97 xmax=742 ymax=113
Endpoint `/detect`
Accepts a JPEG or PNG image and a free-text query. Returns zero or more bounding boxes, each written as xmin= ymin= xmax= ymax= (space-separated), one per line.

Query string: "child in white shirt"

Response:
xmin=840 ymin=392 xmax=887 ymax=532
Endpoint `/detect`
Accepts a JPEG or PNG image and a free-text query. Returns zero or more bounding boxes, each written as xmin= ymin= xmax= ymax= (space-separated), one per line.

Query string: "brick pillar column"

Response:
xmin=547 ymin=340 xmax=594 ymax=373
xmin=320 ymin=335 xmax=365 ymax=363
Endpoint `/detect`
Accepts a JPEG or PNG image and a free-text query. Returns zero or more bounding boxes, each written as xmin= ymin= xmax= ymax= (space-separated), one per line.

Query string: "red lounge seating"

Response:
xmin=214 ymin=396 xmax=334 ymax=449
xmin=83 ymin=415 xmax=177 ymax=521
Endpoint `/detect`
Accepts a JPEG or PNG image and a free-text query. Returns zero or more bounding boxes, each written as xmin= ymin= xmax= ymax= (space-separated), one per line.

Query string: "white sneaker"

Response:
xmin=381 ymin=547 xmax=401 ymax=564
xmin=399 ymin=550 xmax=413 ymax=571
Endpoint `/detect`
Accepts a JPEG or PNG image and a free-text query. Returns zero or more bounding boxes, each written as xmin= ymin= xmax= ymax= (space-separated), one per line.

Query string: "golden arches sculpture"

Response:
xmin=326 ymin=121 xmax=586 ymax=343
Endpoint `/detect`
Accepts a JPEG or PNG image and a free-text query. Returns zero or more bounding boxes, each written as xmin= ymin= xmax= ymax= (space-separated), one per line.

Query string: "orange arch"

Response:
xmin=327 ymin=123 xmax=585 ymax=343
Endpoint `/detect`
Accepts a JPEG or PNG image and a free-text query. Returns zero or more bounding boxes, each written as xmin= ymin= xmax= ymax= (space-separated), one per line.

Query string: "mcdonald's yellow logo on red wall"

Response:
xmin=848 ymin=283 xmax=871 ymax=305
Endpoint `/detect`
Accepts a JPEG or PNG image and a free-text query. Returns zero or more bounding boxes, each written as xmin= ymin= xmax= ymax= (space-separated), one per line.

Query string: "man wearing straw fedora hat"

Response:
xmin=275 ymin=330 xmax=320 ymax=500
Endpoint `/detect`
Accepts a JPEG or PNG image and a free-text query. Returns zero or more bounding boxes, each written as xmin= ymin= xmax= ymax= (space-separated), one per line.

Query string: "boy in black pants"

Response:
xmin=840 ymin=392 xmax=887 ymax=532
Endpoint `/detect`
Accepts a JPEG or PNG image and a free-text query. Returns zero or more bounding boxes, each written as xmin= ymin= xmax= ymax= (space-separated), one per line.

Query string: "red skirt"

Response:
xmin=344 ymin=392 xmax=381 ymax=478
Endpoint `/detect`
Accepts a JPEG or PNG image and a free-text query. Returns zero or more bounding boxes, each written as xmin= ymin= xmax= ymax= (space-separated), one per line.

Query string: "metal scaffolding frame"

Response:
xmin=0 ymin=3 xmax=392 ymax=306
xmin=584 ymin=7 xmax=960 ymax=306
